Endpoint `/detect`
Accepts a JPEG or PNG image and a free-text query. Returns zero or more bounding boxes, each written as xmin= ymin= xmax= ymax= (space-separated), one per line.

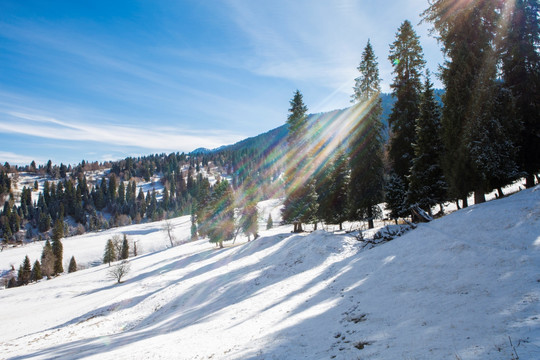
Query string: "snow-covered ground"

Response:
xmin=0 ymin=186 xmax=539 ymax=359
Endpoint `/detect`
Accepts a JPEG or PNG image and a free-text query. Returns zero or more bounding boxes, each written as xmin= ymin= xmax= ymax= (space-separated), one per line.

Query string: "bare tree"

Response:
xmin=107 ymin=260 xmax=131 ymax=283
xmin=162 ymin=220 xmax=176 ymax=247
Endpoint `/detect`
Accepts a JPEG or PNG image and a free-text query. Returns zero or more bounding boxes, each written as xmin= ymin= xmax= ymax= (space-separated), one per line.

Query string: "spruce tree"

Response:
xmin=103 ymin=239 xmax=117 ymax=266
xmin=266 ymin=214 xmax=273 ymax=230
xmin=200 ymin=180 xmax=235 ymax=248
xmin=68 ymin=256 xmax=77 ymax=273
xmin=387 ymin=20 xmax=425 ymax=183
xmin=41 ymin=239 xmax=55 ymax=278
xmin=31 ymin=260 xmax=43 ymax=281
xmin=121 ymin=234 xmax=129 ymax=260
xmin=322 ymin=149 xmax=349 ymax=230
xmin=501 ymin=0 xmax=540 ymax=188
xmin=241 ymin=204 xmax=259 ymax=241
xmin=282 ymin=90 xmax=311 ymax=232
xmin=349 ymin=40 xmax=385 ymax=229
xmin=51 ymin=219 xmax=64 ymax=274
xmin=19 ymin=255 xmax=32 ymax=285
xmin=422 ymin=0 xmax=502 ymax=205
xmin=407 ymin=74 xmax=447 ymax=213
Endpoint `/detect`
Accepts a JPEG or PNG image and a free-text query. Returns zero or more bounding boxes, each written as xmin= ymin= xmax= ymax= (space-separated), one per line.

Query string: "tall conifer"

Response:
xmin=349 ymin=40 xmax=385 ymax=229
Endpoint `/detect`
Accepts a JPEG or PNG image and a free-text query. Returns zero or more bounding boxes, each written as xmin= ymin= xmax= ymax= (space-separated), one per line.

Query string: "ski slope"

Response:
xmin=0 ymin=187 xmax=539 ymax=359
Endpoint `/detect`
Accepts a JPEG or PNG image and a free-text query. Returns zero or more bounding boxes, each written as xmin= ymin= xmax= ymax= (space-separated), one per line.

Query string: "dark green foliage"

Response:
xmin=385 ymin=173 xmax=408 ymax=220
xmin=501 ymin=0 xmax=540 ymax=188
xmin=319 ymin=149 xmax=349 ymax=229
xmin=68 ymin=256 xmax=77 ymax=273
xmin=407 ymin=74 xmax=447 ymax=212
xmin=241 ymin=204 xmax=259 ymax=240
xmin=266 ymin=214 xmax=273 ymax=230
xmin=349 ymin=40 xmax=385 ymax=229
xmin=282 ymin=89 xmax=313 ymax=232
xmin=31 ymin=260 xmax=43 ymax=281
xmin=52 ymin=238 xmax=63 ymax=274
xmin=198 ymin=180 xmax=235 ymax=248
xmin=466 ymin=83 xmax=521 ymax=198
xmin=41 ymin=239 xmax=55 ymax=278
xmin=19 ymin=255 xmax=32 ymax=285
xmin=52 ymin=219 xmax=64 ymax=274
xmin=121 ymin=234 xmax=129 ymax=260
xmin=422 ymin=0 xmax=502 ymax=203
xmin=387 ymin=20 xmax=425 ymax=182
xmin=103 ymin=239 xmax=116 ymax=266
xmin=286 ymin=90 xmax=308 ymax=140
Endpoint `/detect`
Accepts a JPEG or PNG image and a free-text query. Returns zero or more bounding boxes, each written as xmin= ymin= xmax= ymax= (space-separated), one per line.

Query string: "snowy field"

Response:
xmin=0 ymin=187 xmax=539 ymax=359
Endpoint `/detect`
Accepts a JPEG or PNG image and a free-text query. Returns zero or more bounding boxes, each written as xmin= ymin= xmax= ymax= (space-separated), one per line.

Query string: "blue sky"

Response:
xmin=0 ymin=0 xmax=443 ymax=166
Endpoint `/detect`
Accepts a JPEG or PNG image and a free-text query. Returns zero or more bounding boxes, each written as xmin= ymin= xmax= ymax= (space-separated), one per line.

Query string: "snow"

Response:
xmin=0 ymin=186 xmax=539 ymax=359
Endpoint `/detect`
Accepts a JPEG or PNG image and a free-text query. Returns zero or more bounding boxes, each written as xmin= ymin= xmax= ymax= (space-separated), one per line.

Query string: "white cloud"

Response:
xmin=0 ymin=151 xmax=45 ymax=166
xmin=0 ymin=111 xmax=245 ymax=153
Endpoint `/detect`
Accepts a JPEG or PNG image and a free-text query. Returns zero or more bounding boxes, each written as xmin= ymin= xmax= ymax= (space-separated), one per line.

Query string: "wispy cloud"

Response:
xmin=0 ymin=151 xmax=46 ymax=166
xmin=1 ymin=111 xmax=244 ymax=153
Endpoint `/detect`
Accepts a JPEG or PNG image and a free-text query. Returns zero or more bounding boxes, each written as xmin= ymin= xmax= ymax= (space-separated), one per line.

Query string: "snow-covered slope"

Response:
xmin=1 ymin=187 xmax=539 ymax=359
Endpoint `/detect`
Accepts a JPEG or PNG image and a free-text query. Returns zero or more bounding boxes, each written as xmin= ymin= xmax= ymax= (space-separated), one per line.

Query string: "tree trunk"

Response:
xmin=339 ymin=222 xmax=343 ymax=231
xmin=462 ymin=197 xmax=468 ymax=208
xmin=526 ymin=173 xmax=535 ymax=188
xmin=456 ymin=200 xmax=461 ymax=210
xmin=497 ymin=187 xmax=504 ymax=198
xmin=474 ymin=188 xmax=485 ymax=204
xmin=314 ymin=222 xmax=318 ymax=230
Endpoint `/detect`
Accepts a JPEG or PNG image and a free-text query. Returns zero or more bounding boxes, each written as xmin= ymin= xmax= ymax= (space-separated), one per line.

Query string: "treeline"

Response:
xmin=282 ymin=0 xmax=539 ymax=231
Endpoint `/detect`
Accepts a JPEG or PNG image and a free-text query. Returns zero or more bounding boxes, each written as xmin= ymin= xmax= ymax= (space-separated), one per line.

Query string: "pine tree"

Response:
xmin=121 ymin=234 xmax=129 ymax=260
xmin=349 ymin=40 xmax=385 ymax=229
xmin=407 ymin=73 xmax=447 ymax=213
xmin=385 ymin=174 xmax=408 ymax=221
xmin=501 ymin=0 xmax=540 ymax=188
xmin=266 ymin=214 xmax=273 ymax=230
xmin=103 ymin=239 xmax=117 ymax=266
xmin=241 ymin=204 xmax=259 ymax=241
xmin=51 ymin=219 xmax=64 ymax=274
xmin=68 ymin=256 xmax=77 ymax=273
xmin=198 ymin=180 xmax=235 ymax=248
xmin=466 ymin=83 xmax=520 ymax=195
xmin=322 ymin=149 xmax=349 ymax=230
xmin=422 ymin=0 xmax=502 ymax=205
xmin=41 ymin=239 xmax=55 ymax=278
xmin=31 ymin=260 xmax=43 ymax=281
xmin=387 ymin=20 xmax=425 ymax=184
xmin=281 ymin=90 xmax=311 ymax=232
xmin=19 ymin=255 xmax=32 ymax=285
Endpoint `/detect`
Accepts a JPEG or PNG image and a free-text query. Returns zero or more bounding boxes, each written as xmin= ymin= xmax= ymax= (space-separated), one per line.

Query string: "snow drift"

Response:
xmin=0 ymin=187 xmax=539 ymax=359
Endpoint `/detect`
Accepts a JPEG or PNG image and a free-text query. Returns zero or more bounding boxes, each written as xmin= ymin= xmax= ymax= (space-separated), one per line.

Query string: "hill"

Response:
xmin=0 ymin=186 xmax=538 ymax=359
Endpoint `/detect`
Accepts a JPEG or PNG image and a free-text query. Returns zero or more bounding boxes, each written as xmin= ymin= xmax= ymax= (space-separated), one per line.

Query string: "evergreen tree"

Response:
xmin=349 ymin=40 xmax=385 ymax=229
xmin=501 ymin=0 xmax=540 ymax=188
xmin=41 ymin=239 xmax=55 ymax=278
xmin=385 ymin=173 xmax=408 ymax=221
xmin=103 ymin=239 xmax=116 ymax=266
xmin=407 ymin=74 xmax=447 ymax=213
xmin=266 ymin=214 xmax=273 ymax=230
xmin=281 ymin=90 xmax=311 ymax=232
xmin=466 ymin=83 xmax=521 ymax=196
xmin=322 ymin=149 xmax=349 ymax=230
xmin=199 ymin=180 xmax=235 ymax=248
xmin=422 ymin=0 xmax=502 ymax=205
xmin=190 ymin=204 xmax=198 ymax=240
xmin=19 ymin=255 xmax=32 ymax=285
xmin=51 ymin=219 xmax=64 ymax=274
xmin=241 ymin=204 xmax=259 ymax=241
xmin=387 ymin=20 xmax=425 ymax=183
xmin=31 ymin=260 xmax=43 ymax=281
xmin=121 ymin=234 xmax=129 ymax=260
xmin=68 ymin=256 xmax=77 ymax=273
